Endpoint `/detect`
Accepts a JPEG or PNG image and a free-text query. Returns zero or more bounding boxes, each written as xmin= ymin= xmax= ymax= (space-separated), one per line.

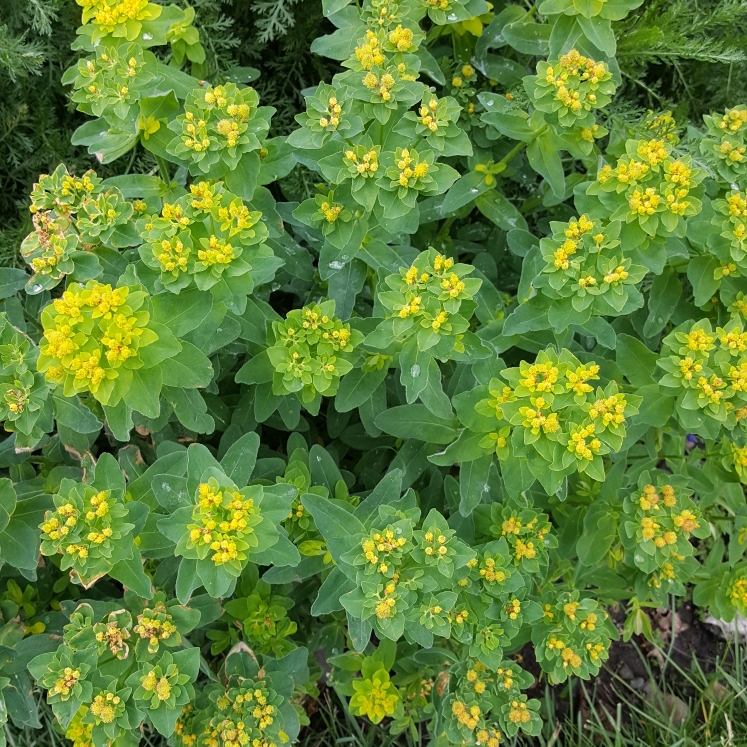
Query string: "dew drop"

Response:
xmin=162 ymin=482 xmax=171 ymax=493
xmin=410 ymin=364 xmax=421 ymax=378
xmin=329 ymin=260 xmax=344 ymax=270
xmin=470 ymin=188 xmax=479 ymax=194
xmin=447 ymin=13 xmax=457 ymax=20
xmin=486 ymin=100 xmax=494 ymax=106
xmin=32 ymin=284 xmax=43 ymax=293
xmin=142 ymin=33 xmax=153 ymax=40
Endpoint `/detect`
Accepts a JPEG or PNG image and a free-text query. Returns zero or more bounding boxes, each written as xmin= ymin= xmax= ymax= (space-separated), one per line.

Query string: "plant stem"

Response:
xmin=155 ymin=155 xmax=171 ymax=184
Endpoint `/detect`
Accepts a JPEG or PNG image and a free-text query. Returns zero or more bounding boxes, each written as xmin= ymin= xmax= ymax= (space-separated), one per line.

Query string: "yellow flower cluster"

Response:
xmin=320 ymin=201 xmax=342 ymax=223
xmin=90 ymin=692 xmax=121 ymax=724
xmin=519 ymin=361 xmax=559 ymax=393
xmin=361 ymin=528 xmax=407 ymax=566
xmin=134 ymin=615 xmax=177 ymax=650
xmin=452 ymin=700 xmax=481 ymax=730
xmin=52 ymin=667 xmax=81 ymax=698
xmin=142 ymin=670 xmax=173 ymax=701
xmin=729 ymin=576 xmax=747 ymax=608
xmin=187 ymin=482 xmax=258 ymax=566
xmin=190 ymin=181 xmax=219 ymax=211
xmin=78 ymin=0 xmax=156 ymax=32
xmin=198 ymin=235 xmax=235 ymax=267
xmin=544 ymin=49 xmax=608 ymax=112
xmin=587 ymin=393 xmax=627 ymax=427
xmin=717 ymin=107 xmax=747 ymax=134
xmin=345 ymin=148 xmax=379 ymax=175
xmin=388 ymin=25 xmax=414 ymax=51
xmin=156 ymin=236 xmax=190 ymax=273
xmin=565 ymin=363 xmax=600 ymax=396
xmin=418 ymin=98 xmax=440 ymax=132
xmin=363 ymin=70 xmax=396 ymax=101
xmin=476 ymin=728 xmax=502 ymax=747
xmin=519 ymin=397 xmax=560 ymax=435
xmin=39 ymin=283 xmax=151 ymax=395
xmin=395 ymin=149 xmax=429 ymax=187
xmin=567 ymin=423 xmax=602 ymax=461
xmin=507 ymin=701 xmax=532 ymax=724
xmin=318 ymin=94 xmax=342 ymax=130
xmin=354 ymin=31 xmax=385 ymax=69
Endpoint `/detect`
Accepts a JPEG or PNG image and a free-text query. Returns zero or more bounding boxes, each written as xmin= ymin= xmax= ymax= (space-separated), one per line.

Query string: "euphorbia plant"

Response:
xmin=3 ymin=0 xmax=747 ymax=745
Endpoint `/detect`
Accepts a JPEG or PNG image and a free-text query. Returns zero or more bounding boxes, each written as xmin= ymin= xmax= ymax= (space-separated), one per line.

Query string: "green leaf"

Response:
xmin=124 ymin=367 xmax=163 ymax=418
xmin=160 ymin=342 xmax=213 ymax=389
xmin=615 ymin=334 xmax=658 ymax=386
xmin=527 ymin=129 xmax=565 ymax=198
xmin=302 ymin=494 xmax=364 ymax=539
xmin=375 ymin=405 xmax=458 ymax=444
xmin=335 ymin=367 xmax=389 ymax=413
xmin=220 ymin=432 xmax=260 ymax=487
xmin=687 ymin=255 xmax=720 ymax=307
xmin=0 ymin=479 xmax=16 ymax=534
xmin=152 ymin=288 xmax=213 ymax=336
xmin=0 ymin=271 xmax=29 ymax=300
xmin=475 ymin=190 xmax=528 ymax=231
xmin=309 ymin=445 xmax=344 ymax=494
xmin=644 ymin=266 xmax=681 ymax=338
xmin=502 ymin=21 xmax=551 ymax=55
xmin=109 ymin=549 xmax=153 ymax=599
xmin=459 ymin=454 xmax=493 ymax=516
xmin=52 ymin=392 xmax=102 ymax=434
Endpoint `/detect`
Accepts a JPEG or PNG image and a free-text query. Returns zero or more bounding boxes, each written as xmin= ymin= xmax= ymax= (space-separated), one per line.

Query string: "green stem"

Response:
xmin=155 ymin=155 xmax=172 ymax=184
xmin=497 ymin=139 xmax=528 ymax=167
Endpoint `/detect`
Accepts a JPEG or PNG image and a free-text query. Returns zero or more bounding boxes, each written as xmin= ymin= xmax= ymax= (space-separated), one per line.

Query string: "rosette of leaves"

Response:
xmin=237 ymin=300 xmax=364 ymax=418
xmin=585 ymin=138 xmax=706 ymax=265
xmin=311 ymin=496 xmax=476 ymax=646
xmin=37 ymin=280 xmax=213 ymax=429
xmin=657 ymin=317 xmax=747 ymax=440
xmin=527 ymin=50 xmax=616 ymax=130
xmin=28 ymin=645 xmax=98 ymax=730
xmin=38 ymin=453 xmax=150 ymax=589
xmin=0 ymin=316 xmax=53 ymax=448
xmin=530 ymin=214 xmax=647 ymax=332
xmin=75 ymin=0 xmax=163 ymax=44
xmin=700 ymin=107 xmax=747 ymax=188
xmin=394 ymin=91 xmax=473 ymax=156
xmin=532 ymin=591 xmax=614 ymax=683
xmin=67 ymin=43 xmax=161 ymax=127
xmin=450 ymin=348 xmax=641 ymax=493
xmin=708 ymin=189 xmax=747 ymax=278
xmin=288 ymin=83 xmax=365 ymax=149
xmin=481 ymin=504 xmax=558 ymax=576
xmin=82 ymin=676 xmax=141 ymax=746
xmin=367 ymin=250 xmax=486 ymax=410
xmin=157 ymin=446 xmax=298 ymax=598
xmin=29 ymin=164 xmax=104 ymax=215
xmin=167 ymin=83 xmax=274 ymax=181
xmin=73 ymin=0 xmax=205 ymax=64
xmin=442 ymin=658 xmax=539 ymax=741
xmin=223 ymin=576 xmax=297 ymax=656
xmin=23 ymin=165 xmax=142 ymax=292
xmin=620 ymin=472 xmax=707 ymax=599
xmin=199 ymin=649 xmax=300 ymax=747
xmin=137 ymin=180 xmax=279 ymax=312
xmin=347 ymin=656 xmax=403 ymax=724
xmin=291 ymin=185 xmax=367 ymax=278
xmin=127 ymin=648 xmax=200 ymax=737
xmin=128 ymin=590 xmax=202 ymax=660
xmin=695 ymin=563 xmax=747 ymax=623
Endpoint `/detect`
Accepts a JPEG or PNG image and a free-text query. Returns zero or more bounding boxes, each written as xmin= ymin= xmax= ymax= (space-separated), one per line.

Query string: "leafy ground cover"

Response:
xmin=2 ymin=1 xmax=747 ymax=746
